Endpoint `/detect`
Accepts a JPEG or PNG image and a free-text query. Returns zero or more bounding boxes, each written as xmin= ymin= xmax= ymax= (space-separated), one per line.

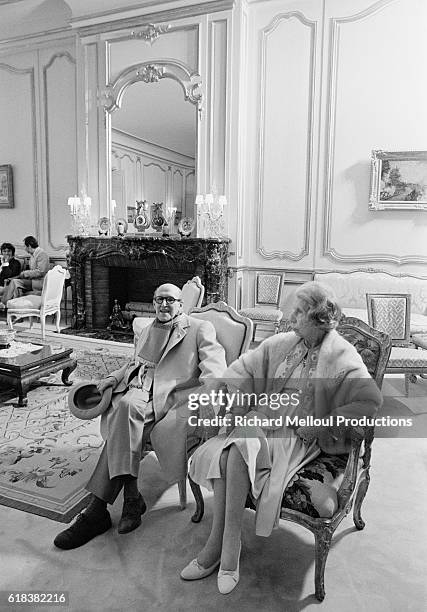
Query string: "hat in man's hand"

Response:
xmin=68 ymin=382 xmax=113 ymax=420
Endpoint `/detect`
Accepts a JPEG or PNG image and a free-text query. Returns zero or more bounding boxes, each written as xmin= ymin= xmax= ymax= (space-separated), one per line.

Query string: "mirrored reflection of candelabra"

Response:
xmin=196 ymin=193 xmax=227 ymax=238
xmin=67 ymin=193 xmax=92 ymax=236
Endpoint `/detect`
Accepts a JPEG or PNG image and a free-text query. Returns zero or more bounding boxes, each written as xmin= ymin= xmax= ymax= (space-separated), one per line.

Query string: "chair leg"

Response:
xmin=252 ymin=323 xmax=257 ymax=342
xmin=41 ymin=316 xmax=45 ymax=340
xmin=353 ymin=469 xmax=370 ymax=531
xmin=7 ymin=314 xmax=13 ymax=330
xmin=189 ymin=475 xmax=204 ymax=523
xmin=178 ymin=479 xmax=187 ymax=510
xmin=404 ymin=373 xmax=410 ymax=397
xmin=29 ymin=317 xmax=33 ymax=329
xmin=313 ymin=525 xmax=334 ymax=602
xmin=55 ymin=310 xmax=61 ymax=333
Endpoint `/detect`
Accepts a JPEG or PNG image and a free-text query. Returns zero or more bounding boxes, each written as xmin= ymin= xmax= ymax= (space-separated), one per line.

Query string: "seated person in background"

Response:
xmin=0 ymin=242 xmax=21 ymax=300
xmin=54 ymin=283 xmax=227 ymax=550
xmin=180 ymin=281 xmax=382 ymax=594
xmin=1 ymin=235 xmax=49 ymax=306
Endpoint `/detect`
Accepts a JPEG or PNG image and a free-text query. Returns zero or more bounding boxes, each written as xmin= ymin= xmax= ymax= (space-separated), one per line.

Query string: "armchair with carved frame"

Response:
xmin=188 ymin=316 xmax=392 ymax=601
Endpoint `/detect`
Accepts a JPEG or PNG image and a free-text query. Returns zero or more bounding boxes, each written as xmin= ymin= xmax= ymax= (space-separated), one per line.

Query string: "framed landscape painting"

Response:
xmin=0 ymin=165 xmax=14 ymax=208
xmin=369 ymin=150 xmax=427 ymax=210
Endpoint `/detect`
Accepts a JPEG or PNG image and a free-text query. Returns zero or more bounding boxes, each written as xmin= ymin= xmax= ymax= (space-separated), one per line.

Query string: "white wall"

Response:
xmin=232 ymin=0 xmax=427 ymax=308
xmin=0 ymin=35 xmax=77 ymax=259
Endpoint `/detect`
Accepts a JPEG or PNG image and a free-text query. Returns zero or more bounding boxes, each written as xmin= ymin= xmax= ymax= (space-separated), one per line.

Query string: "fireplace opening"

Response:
xmin=89 ymin=255 xmax=203 ymax=328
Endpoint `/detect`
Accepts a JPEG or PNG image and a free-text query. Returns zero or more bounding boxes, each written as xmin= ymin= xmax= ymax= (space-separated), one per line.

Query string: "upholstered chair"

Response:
xmin=140 ymin=301 xmax=252 ymax=511
xmin=6 ymin=266 xmax=67 ymax=340
xmin=239 ymin=272 xmax=284 ymax=340
xmin=367 ymin=293 xmax=427 ymax=395
xmin=180 ymin=301 xmax=253 ymax=511
xmin=132 ymin=276 xmax=205 ymax=338
xmin=188 ymin=316 xmax=392 ymax=601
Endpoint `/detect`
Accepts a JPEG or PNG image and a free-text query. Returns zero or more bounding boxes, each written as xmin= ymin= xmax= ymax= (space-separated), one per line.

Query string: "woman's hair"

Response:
xmin=295 ymin=281 xmax=342 ymax=330
xmin=24 ymin=235 xmax=38 ymax=248
xmin=1 ymin=242 xmax=15 ymax=255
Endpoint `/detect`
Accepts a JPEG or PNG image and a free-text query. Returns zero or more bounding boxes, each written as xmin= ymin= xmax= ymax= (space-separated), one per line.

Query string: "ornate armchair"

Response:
xmin=132 ymin=276 xmax=205 ymax=338
xmin=180 ymin=301 xmax=253 ymax=511
xmin=189 ymin=316 xmax=392 ymax=601
xmin=6 ymin=266 xmax=67 ymax=340
xmin=239 ymin=272 xmax=284 ymax=341
xmin=366 ymin=293 xmax=427 ymax=395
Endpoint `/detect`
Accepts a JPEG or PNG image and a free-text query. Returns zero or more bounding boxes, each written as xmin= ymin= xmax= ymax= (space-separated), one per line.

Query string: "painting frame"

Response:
xmin=0 ymin=164 xmax=14 ymax=209
xmin=369 ymin=150 xmax=427 ymax=211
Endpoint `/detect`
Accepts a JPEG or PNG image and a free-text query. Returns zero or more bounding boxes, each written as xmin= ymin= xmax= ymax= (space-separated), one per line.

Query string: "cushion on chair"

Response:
xmin=409 ymin=314 xmax=427 ymax=334
xmin=239 ymin=307 xmax=283 ymax=323
xmin=281 ymin=454 xmax=349 ymax=519
xmin=7 ymin=295 xmax=42 ymax=309
xmin=412 ymin=334 xmax=427 ymax=350
xmin=387 ymin=346 xmax=427 ymax=368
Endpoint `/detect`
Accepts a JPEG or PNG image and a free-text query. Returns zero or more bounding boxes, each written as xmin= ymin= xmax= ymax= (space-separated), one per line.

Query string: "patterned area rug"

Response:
xmin=0 ymin=346 xmax=128 ymax=523
xmin=60 ymin=327 xmax=134 ymax=343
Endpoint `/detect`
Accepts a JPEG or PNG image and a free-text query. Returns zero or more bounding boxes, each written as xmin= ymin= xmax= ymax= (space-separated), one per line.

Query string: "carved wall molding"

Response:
xmin=315 ymin=267 xmax=427 ymax=281
xmin=0 ymin=62 xmax=39 ymax=237
xmin=43 ymin=51 xmax=77 ymax=252
xmin=101 ymin=59 xmax=202 ymax=113
xmin=256 ymin=12 xmax=316 ymax=261
xmin=129 ymin=23 xmax=171 ymax=44
xmin=321 ymin=0 xmax=427 ymax=265
xmin=72 ymin=0 xmax=234 ymax=37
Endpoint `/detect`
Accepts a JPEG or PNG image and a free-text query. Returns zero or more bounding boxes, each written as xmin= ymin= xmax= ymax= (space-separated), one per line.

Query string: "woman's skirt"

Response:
xmin=189 ymin=414 xmax=319 ymax=537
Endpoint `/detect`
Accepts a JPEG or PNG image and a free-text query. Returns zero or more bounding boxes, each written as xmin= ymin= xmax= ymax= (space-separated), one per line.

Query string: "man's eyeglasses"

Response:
xmin=153 ymin=296 xmax=182 ymax=305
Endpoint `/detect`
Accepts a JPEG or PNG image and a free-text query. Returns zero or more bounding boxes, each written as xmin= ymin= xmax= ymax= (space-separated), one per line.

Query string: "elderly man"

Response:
xmin=1 ymin=235 xmax=49 ymax=306
xmin=54 ymin=283 xmax=227 ymax=550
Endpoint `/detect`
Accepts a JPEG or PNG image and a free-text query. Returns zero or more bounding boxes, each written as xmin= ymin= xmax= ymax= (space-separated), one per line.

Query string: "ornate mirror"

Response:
xmin=103 ymin=55 xmax=202 ymax=230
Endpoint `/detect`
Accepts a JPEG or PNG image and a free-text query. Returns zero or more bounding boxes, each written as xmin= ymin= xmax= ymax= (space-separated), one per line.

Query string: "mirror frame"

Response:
xmin=101 ymin=59 xmax=202 ymax=221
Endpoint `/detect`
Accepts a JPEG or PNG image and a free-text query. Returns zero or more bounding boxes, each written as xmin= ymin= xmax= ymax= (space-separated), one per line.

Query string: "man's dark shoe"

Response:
xmin=118 ymin=493 xmax=147 ymax=534
xmin=53 ymin=511 xmax=112 ymax=550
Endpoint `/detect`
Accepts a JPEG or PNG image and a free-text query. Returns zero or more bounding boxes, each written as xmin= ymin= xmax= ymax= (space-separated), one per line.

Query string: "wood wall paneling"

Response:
xmin=257 ymin=12 xmax=316 ymax=262
xmin=43 ymin=50 xmax=77 ymax=250
xmin=321 ymin=0 xmax=427 ymax=266
xmin=0 ymin=56 xmax=38 ymax=246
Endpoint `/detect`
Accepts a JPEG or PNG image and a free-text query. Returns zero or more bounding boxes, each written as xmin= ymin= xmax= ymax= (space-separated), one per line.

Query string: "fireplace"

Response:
xmin=66 ymin=236 xmax=230 ymax=329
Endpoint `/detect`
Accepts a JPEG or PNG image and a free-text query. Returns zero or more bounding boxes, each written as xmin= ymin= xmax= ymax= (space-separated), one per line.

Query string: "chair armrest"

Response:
xmin=336 ymin=428 xmax=365 ymax=509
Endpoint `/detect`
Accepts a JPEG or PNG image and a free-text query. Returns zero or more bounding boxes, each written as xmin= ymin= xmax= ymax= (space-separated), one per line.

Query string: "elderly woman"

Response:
xmin=180 ymin=281 xmax=382 ymax=594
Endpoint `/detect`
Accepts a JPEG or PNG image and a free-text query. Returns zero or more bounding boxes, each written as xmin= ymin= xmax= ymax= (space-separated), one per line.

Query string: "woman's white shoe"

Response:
xmin=180 ymin=557 xmax=220 ymax=581
xmin=217 ymin=543 xmax=241 ymax=594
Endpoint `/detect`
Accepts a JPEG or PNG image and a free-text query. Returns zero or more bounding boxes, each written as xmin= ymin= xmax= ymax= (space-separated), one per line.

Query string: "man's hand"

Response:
xmin=96 ymin=377 xmax=116 ymax=394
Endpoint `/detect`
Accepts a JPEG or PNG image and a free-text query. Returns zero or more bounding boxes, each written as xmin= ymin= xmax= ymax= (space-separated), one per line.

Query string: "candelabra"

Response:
xmin=195 ymin=193 xmax=227 ymax=238
xmin=67 ymin=193 xmax=92 ymax=236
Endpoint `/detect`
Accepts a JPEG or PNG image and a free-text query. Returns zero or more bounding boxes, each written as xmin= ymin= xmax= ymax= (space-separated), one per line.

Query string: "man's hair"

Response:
xmin=1 ymin=242 xmax=15 ymax=255
xmin=154 ymin=283 xmax=182 ymax=298
xmin=295 ymin=281 xmax=342 ymax=330
xmin=23 ymin=236 xmax=38 ymax=249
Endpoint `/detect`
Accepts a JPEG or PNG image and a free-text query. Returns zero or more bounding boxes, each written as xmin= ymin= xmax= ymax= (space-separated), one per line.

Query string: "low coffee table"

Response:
xmin=0 ymin=343 xmax=77 ymax=406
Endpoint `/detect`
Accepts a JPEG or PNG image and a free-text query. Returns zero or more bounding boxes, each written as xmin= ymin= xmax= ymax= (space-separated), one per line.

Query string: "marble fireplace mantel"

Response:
xmin=66 ymin=235 xmax=231 ymax=329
